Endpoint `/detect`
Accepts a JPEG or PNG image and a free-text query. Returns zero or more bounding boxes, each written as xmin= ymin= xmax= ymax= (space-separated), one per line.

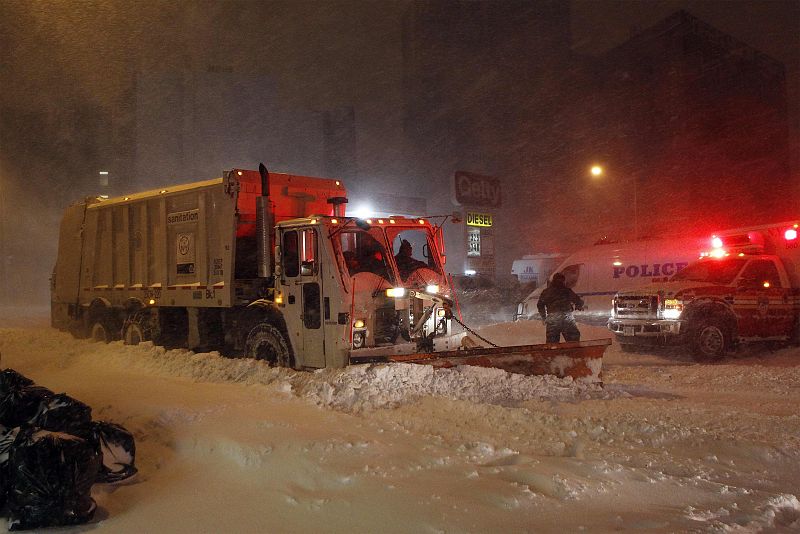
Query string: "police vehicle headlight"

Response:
xmin=660 ymin=299 xmax=683 ymax=319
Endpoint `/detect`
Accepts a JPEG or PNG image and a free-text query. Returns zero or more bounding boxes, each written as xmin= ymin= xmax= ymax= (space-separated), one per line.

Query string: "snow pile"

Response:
xmin=2 ymin=313 xmax=800 ymax=532
xmin=288 ymin=362 xmax=612 ymax=413
xmin=686 ymin=493 xmax=800 ymax=531
xmin=0 ymin=327 xmax=611 ymax=417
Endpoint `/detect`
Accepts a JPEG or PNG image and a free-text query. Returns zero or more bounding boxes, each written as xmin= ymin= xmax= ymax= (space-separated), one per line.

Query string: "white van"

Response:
xmin=510 ymin=253 xmax=568 ymax=287
xmin=514 ymin=236 xmax=707 ymax=320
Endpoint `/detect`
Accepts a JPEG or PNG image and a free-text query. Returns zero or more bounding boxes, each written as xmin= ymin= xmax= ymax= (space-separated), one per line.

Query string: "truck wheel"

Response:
xmin=689 ymin=318 xmax=728 ymax=361
xmin=123 ymin=319 xmax=151 ymax=346
xmin=90 ymin=319 xmax=115 ymax=343
xmin=244 ymin=323 xmax=291 ymax=367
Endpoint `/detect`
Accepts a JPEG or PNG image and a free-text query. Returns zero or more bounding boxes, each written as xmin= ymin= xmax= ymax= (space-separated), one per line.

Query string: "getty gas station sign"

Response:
xmin=454 ymin=171 xmax=500 ymax=274
xmin=454 ymin=171 xmax=502 ymax=208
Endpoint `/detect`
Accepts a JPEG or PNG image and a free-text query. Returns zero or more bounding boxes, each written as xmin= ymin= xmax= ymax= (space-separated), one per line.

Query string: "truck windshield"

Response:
xmin=671 ymin=258 xmax=747 ymax=284
xmin=386 ymin=227 xmax=443 ymax=282
xmin=335 ymin=229 xmax=394 ymax=281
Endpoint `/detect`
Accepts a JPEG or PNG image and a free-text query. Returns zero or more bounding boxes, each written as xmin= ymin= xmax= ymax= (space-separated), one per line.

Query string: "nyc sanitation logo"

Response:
xmin=454 ymin=171 xmax=501 ymax=208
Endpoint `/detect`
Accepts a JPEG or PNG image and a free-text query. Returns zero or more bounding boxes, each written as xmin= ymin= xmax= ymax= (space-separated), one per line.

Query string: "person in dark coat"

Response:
xmin=536 ymin=272 xmax=584 ymax=343
xmin=394 ymin=239 xmax=425 ymax=278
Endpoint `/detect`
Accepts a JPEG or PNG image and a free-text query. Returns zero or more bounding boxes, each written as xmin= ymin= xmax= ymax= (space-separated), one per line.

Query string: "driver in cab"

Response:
xmin=394 ymin=239 xmax=425 ymax=279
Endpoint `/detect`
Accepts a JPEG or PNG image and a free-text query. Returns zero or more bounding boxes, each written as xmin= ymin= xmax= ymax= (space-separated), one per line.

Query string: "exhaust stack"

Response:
xmin=327 ymin=196 xmax=348 ymax=218
xmin=256 ymin=163 xmax=272 ymax=278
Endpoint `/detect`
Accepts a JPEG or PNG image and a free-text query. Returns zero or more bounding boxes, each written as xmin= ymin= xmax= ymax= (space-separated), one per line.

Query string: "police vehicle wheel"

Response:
xmin=244 ymin=323 xmax=292 ymax=367
xmin=690 ymin=318 xmax=728 ymax=361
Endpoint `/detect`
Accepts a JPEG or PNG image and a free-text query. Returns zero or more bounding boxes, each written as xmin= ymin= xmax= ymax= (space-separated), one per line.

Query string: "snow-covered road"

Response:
xmin=1 ymin=309 xmax=798 ymax=532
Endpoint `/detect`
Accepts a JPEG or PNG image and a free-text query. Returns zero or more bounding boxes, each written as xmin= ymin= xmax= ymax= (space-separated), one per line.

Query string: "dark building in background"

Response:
xmin=401 ymin=7 xmax=794 ymax=277
xmin=401 ymin=0 xmax=574 ymax=275
xmin=528 ymin=10 xmax=794 ymax=250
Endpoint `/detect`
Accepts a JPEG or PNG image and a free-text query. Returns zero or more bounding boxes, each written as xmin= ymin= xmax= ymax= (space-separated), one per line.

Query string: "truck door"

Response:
xmin=281 ymin=228 xmax=325 ymax=368
xmin=736 ymin=259 xmax=788 ymax=337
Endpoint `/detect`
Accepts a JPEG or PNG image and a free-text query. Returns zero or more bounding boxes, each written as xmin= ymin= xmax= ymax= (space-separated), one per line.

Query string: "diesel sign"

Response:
xmin=454 ymin=171 xmax=501 ymax=208
xmin=466 ymin=212 xmax=493 ymax=227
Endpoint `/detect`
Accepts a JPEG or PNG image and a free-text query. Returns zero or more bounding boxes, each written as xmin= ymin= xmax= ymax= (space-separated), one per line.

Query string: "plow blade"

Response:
xmin=351 ymin=338 xmax=611 ymax=384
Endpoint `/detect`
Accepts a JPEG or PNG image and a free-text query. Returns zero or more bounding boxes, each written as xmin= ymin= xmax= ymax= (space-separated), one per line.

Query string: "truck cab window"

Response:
xmin=739 ymin=259 xmax=782 ymax=288
xmin=387 ymin=228 xmax=442 ymax=281
xmin=337 ymin=230 xmax=392 ymax=281
xmin=673 ymin=258 xmax=747 ymax=284
xmin=300 ymin=229 xmax=317 ymax=276
xmin=283 ymin=230 xmax=299 ymax=277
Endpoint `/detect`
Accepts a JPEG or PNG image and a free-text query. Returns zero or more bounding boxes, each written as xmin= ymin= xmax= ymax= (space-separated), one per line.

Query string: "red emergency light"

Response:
xmin=711 ymin=236 xmax=723 ymax=249
xmin=785 ymin=228 xmax=797 ymax=241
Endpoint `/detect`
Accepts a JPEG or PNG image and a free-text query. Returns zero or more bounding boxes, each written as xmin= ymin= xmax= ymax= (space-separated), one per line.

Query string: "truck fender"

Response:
xmin=85 ymin=297 xmax=121 ymax=342
xmin=87 ymin=297 xmax=112 ymax=312
xmin=239 ymin=300 xmax=294 ymax=359
xmin=123 ymin=297 xmax=147 ymax=312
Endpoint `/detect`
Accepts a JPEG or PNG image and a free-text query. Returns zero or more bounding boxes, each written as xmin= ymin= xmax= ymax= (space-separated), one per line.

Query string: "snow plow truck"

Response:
xmin=51 ymin=165 xmax=609 ymax=381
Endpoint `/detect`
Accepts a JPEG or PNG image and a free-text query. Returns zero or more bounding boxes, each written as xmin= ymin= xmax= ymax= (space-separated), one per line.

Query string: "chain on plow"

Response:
xmin=450 ymin=315 xmax=499 ymax=348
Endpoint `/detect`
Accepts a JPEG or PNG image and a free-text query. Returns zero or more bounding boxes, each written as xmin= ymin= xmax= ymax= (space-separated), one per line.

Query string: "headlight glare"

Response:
xmin=386 ymin=287 xmax=406 ymax=298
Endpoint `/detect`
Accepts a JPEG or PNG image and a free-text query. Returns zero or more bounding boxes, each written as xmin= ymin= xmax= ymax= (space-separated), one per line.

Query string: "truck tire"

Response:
xmin=123 ymin=314 xmax=153 ymax=346
xmin=244 ymin=323 xmax=292 ymax=367
xmin=90 ymin=319 xmax=117 ymax=343
xmin=689 ymin=317 xmax=729 ymax=361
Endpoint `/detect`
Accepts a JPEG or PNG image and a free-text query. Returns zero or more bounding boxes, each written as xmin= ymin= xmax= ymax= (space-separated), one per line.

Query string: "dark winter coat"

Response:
xmin=537 ymin=280 xmax=584 ymax=317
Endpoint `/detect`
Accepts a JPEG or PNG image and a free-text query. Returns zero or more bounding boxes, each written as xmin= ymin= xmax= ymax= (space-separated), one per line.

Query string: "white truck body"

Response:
xmin=510 ymin=253 xmax=568 ymax=287
xmin=515 ymin=236 xmax=707 ymax=319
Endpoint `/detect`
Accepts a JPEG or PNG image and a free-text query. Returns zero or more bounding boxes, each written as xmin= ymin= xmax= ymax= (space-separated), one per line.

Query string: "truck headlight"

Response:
xmin=353 ymin=318 xmax=365 ymax=329
xmin=386 ymin=287 xmax=406 ymax=298
xmin=426 ymin=284 xmax=439 ymax=294
xmin=661 ymin=299 xmax=683 ymax=319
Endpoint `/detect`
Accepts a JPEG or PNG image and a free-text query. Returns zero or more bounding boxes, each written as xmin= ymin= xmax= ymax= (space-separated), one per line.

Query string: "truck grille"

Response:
xmin=614 ymin=295 xmax=658 ymax=318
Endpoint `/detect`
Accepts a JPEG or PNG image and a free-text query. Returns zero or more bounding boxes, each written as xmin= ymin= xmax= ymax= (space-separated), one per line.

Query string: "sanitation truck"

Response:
xmin=607 ymin=222 xmax=800 ymax=359
xmin=51 ymin=165 xmax=609 ymax=380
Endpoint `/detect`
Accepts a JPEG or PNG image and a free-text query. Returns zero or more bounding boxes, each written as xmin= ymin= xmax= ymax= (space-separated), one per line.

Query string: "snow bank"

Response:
xmin=0 ymin=326 xmax=612 ymax=416
xmin=2 ymin=311 xmax=800 ymax=533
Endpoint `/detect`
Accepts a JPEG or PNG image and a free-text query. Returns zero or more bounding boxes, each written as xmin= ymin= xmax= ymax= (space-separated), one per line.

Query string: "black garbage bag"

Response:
xmin=7 ymin=428 xmax=100 ymax=531
xmin=90 ymin=421 xmax=137 ymax=483
xmin=0 ymin=370 xmax=34 ymax=399
xmin=0 ymin=385 xmax=54 ymax=428
xmin=0 ymin=426 xmax=21 ymax=509
xmin=31 ymin=393 xmax=93 ymax=436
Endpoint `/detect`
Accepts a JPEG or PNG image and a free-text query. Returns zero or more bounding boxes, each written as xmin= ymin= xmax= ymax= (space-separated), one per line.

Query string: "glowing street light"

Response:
xmin=590 ymin=165 xmax=603 ymax=177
